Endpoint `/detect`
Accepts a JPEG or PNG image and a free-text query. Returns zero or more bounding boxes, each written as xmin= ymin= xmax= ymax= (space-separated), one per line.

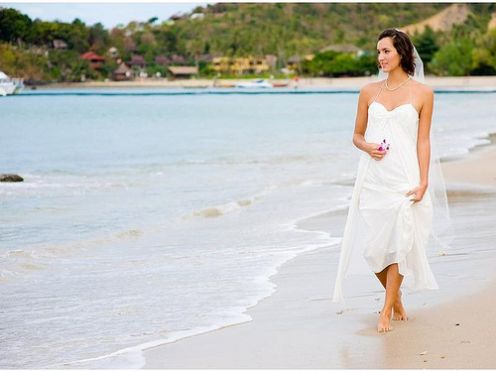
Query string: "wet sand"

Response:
xmin=442 ymin=133 xmax=496 ymax=187
xmin=142 ymin=136 xmax=496 ymax=368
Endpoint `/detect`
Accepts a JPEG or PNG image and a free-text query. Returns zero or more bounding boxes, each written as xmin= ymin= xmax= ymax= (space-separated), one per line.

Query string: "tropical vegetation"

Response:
xmin=0 ymin=3 xmax=495 ymax=83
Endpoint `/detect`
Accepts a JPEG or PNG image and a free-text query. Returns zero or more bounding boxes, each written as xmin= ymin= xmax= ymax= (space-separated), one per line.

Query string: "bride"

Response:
xmin=332 ymin=28 xmax=452 ymax=333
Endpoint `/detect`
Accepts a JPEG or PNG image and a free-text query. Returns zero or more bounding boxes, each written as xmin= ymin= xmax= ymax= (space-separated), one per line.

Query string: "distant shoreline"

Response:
xmin=36 ymin=75 xmax=496 ymax=90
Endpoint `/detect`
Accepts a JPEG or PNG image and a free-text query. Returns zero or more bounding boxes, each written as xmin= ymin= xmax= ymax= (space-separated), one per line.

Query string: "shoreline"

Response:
xmin=32 ymin=75 xmax=496 ymax=90
xmin=441 ymin=133 xmax=496 ymax=187
xmin=141 ymin=134 xmax=496 ymax=368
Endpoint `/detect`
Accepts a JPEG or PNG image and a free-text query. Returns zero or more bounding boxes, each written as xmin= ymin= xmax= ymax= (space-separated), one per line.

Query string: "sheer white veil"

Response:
xmin=377 ymin=30 xmax=454 ymax=256
xmin=377 ymin=34 xmax=424 ymax=83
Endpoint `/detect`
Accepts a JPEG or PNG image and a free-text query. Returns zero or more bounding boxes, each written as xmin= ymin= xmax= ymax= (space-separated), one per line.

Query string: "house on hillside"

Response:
xmin=168 ymin=66 xmax=198 ymax=79
xmin=190 ymin=13 xmax=205 ymax=20
xmin=265 ymin=54 xmax=277 ymax=69
xmin=231 ymin=57 xmax=251 ymax=75
xmin=198 ymin=54 xmax=213 ymax=63
xmin=155 ymin=55 xmax=171 ymax=66
xmin=169 ymin=13 xmax=184 ymax=21
xmin=112 ymin=63 xmax=133 ymax=81
xmin=124 ymin=38 xmax=137 ymax=53
xmin=170 ymin=54 xmax=187 ymax=65
xmin=80 ymin=52 xmax=105 ymax=69
xmin=212 ymin=57 xmax=231 ymax=73
xmin=251 ymin=57 xmax=271 ymax=74
xmin=53 ymin=39 xmax=68 ymax=49
xmin=108 ymin=47 xmax=119 ymax=59
xmin=286 ymin=54 xmax=315 ymax=72
xmin=287 ymin=55 xmax=302 ymax=71
xmin=212 ymin=55 xmax=276 ymax=75
xmin=128 ymin=54 xmax=146 ymax=68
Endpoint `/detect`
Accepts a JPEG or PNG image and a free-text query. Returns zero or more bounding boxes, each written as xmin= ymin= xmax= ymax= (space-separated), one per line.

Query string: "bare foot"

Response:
xmin=393 ymin=290 xmax=408 ymax=321
xmin=377 ymin=308 xmax=393 ymax=333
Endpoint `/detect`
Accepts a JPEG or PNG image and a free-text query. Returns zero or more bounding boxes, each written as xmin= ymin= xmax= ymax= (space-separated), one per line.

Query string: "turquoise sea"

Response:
xmin=1 ymin=88 xmax=495 ymax=368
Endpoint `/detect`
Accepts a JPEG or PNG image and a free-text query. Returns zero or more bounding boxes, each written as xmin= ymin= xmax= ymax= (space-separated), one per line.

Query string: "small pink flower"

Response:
xmin=377 ymin=138 xmax=390 ymax=152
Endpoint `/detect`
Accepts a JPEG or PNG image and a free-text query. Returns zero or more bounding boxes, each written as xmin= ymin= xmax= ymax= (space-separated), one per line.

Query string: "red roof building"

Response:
xmin=80 ymin=52 xmax=105 ymax=69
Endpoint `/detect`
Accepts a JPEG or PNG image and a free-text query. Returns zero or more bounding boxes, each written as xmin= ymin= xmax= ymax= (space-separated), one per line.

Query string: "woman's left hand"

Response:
xmin=405 ymin=184 xmax=427 ymax=203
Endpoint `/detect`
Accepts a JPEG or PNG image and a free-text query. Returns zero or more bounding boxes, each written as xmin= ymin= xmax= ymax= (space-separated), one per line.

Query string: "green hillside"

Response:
xmin=1 ymin=3 xmax=495 ymax=82
xmin=177 ymin=3 xmax=448 ymax=57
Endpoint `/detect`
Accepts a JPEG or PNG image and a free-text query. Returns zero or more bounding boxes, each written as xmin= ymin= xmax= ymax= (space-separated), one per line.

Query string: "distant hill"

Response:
xmin=1 ymin=2 xmax=496 ymax=81
xmin=489 ymin=12 xmax=496 ymax=30
xmin=401 ymin=4 xmax=471 ymax=34
xmin=172 ymin=3 xmax=451 ymax=58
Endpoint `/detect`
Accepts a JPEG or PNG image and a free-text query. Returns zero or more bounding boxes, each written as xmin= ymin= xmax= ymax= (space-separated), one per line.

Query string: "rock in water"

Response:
xmin=0 ymin=174 xmax=24 ymax=182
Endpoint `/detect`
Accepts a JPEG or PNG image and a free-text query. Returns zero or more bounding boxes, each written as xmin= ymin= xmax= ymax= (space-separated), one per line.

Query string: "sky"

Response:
xmin=1 ymin=2 xmax=212 ymax=28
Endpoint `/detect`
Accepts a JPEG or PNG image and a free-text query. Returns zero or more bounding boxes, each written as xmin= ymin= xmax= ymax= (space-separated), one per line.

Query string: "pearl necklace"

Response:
xmin=385 ymin=75 xmax=411 ymax=91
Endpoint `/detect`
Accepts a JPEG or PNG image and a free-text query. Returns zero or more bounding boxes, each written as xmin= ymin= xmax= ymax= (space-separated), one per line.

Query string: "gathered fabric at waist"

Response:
xmin=364 ymin=149 xmax=412 ymax=187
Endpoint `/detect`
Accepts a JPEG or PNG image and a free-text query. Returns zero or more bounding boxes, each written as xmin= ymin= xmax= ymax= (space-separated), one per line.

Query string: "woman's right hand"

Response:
xmin=365 ymin=142 xmax=386 ymax=160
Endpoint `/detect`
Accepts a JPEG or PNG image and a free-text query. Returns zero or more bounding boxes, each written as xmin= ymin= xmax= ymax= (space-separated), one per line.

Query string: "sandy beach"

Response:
xmin=41 ymin=75 xmax=496 ymax=90
xmin=142 ymin=135 xmax=496 ymax=367
xmin=442 ymin=134 xmax=496 ymax=187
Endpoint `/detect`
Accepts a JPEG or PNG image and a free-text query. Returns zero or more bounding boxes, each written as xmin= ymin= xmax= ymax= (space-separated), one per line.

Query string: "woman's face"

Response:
xmin=377 ymin=37 xmax=401 ymax=73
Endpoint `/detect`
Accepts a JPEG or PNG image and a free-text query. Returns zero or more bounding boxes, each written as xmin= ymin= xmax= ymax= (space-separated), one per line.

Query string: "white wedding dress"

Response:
xmin=332 ymin=83 xmax=440 ymax=304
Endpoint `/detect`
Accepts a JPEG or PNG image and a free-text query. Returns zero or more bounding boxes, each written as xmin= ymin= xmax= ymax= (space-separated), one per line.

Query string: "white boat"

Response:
xmin=234 ymin=79 xmax=273 ymax=88
xmin=0 ymin=71 xmax=24 ymax=95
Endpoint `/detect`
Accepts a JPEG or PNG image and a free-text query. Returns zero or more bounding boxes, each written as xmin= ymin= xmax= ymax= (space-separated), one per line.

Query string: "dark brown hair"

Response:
xmin=377 ymin=28 xmax=416 ymax=76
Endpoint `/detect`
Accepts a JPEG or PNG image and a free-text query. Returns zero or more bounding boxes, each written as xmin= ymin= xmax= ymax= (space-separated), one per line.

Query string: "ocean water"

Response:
xmin=0 ymin=88 xmax=495 ymax=368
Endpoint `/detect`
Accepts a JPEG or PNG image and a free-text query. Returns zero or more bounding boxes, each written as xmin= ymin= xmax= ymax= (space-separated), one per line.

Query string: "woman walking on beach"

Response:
xmin=332 ymin=28 xmax=451 ymax=333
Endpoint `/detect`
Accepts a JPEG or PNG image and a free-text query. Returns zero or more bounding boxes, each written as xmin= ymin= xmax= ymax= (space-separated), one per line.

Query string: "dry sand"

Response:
xmin=442 ymin=134 xmax=496 ymax=187
xmin=44 ymin=75 xmax=496 ymax=90
xmin=142 ymin=139 xmax=496 ymax=367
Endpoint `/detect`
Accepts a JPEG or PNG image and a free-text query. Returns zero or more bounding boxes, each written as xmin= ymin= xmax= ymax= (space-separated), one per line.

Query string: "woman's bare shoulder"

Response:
xmin=411 ymin=80 xmax=434 ymax=96
xmin=361 ymin=80 xmax=383 ymax=92
xmin=360 ymin=81 xmax=383 ymax=99
xmin=411 ymin=80 xmax=434 ymax=113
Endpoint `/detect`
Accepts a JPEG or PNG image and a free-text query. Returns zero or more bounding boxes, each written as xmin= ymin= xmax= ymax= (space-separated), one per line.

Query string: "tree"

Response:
xmin=0 ymin=8 xmax=32 ymax=43
xmin=471 ymin=28 xmax=496 ymax=75
xmin=303 ymin=50 xmax=371 ymax=77
xmin=429 ymin=38 xmax=473 ymax=76
xmin=148 ymin=17 xmax=158 ymax=24
xmin=47 ymin=49 xmax=95 ymax=81
xmin=412 ymin=26 xmax=439 ymax=70
xmin=89 ymin=22 xmax=109 ymax=53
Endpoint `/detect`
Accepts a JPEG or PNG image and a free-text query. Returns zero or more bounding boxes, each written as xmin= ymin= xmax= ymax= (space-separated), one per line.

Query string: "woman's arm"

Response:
xmin=417 ymin=87 xmax=434 ymax=187
xmin=406 ymin=86 xmax=434 ymax=202
xmin=353 ymin=86 xmax=385 ymax=160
